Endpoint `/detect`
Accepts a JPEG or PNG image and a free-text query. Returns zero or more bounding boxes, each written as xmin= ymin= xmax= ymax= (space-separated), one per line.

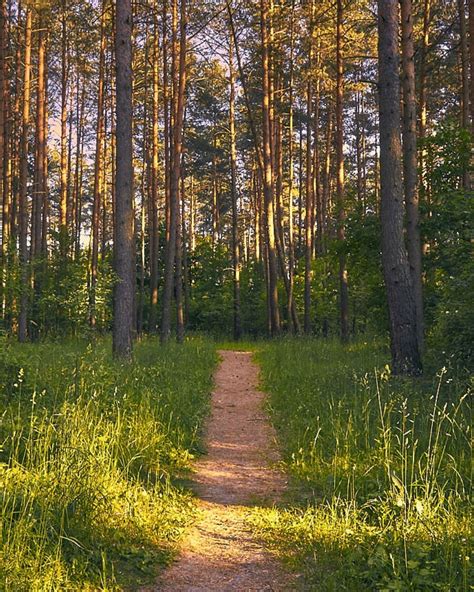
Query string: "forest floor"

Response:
xmin=146 ymin=350 xmax=297 ymax=591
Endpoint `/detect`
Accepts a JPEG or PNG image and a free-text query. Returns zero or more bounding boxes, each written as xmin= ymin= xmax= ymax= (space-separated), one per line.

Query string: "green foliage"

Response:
xmin=251 ymin=339 xmax=472 ymax=590
xmin=0 ymin=337 xmax=217 ymax=591
xmin=422 ymin=121 xmax=474 ymax=371
xmin=34 ymin=245 xmax=116 ymax=336
xmin=240 ymin=259 xmax=268 ymax=336
xmin=188 ymin=240 xmax=268 ymax=337
xmin=188 ymin=240 xmax=233 ymax=335
xmin=345 ymin=209 xmax=387 ymax=334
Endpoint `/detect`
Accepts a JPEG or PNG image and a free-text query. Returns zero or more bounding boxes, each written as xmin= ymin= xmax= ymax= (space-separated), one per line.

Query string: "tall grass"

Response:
xmin=251 ymin=338 xmax=472 ymax=591
xmin=0 ymin=337 xmax=217 ymax=591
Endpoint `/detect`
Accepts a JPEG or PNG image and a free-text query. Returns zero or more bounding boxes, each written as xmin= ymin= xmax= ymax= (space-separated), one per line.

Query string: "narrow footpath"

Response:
xmin=150 ymin=350 xmax=295 ymax=591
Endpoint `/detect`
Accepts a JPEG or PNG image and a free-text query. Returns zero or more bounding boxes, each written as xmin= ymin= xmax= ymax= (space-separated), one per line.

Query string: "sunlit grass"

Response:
xmin=0 ymin=336 xmax=217 ymax=591
xmin=251 ymin=338 xmax=472 ymax=591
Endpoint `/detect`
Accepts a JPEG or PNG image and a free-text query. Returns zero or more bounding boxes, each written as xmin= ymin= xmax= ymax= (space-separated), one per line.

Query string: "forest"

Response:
xmin=0 ymin=0 xmax=472 ymax=590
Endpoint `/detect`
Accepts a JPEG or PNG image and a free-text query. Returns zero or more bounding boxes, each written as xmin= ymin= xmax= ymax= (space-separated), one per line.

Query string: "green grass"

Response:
xmin=0 ymin=336 xmax=217 ymax=591
xmin=250 ymin=338 xmax=472 ymax=591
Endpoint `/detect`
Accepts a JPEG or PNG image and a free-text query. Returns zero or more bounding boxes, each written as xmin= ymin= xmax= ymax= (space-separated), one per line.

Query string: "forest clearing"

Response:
xmin=0 ymin=0 xmax=473 ymax=589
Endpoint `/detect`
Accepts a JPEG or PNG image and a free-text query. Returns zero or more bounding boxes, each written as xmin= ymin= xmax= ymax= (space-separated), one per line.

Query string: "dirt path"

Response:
xmin=149 ymin=350 xmax=295 ymax=591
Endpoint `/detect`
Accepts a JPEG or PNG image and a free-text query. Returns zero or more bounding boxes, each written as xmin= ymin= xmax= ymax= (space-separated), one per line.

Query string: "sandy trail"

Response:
xmin=148 ymin=350 xmax=294 ymax=591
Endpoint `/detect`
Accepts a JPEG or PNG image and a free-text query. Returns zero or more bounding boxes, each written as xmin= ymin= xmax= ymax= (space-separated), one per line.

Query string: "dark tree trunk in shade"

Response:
xmin=229 ymin=33 xmax=241 ymax=341
xmin=161 ymin=0 xmax=187 ymax=343
xmin=18 ymin=8 xmax=32 ymax=342
xmin=113 ymin=0 xmax=135 ymax=359
xmin=458 ymin=0 xmax=470 ymax=188
xmin=401 ymin=0 xmax=424 ymax=351
xmin=377 ymin=0 xmax=422 ymax=375
xmin=336 ymin=0 xmax=349 ymax=342
xmin=469 ymin=0 xmax=474 ymax=130
xmin=304 ymin=0 xmax=314 ymax=335
xmin=148 ymin=6 xmax=160 ymax=333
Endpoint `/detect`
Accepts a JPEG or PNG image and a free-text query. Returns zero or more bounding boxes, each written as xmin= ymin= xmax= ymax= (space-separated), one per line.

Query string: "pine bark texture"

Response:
xmin=401 ymin=0 xmax=424 ymax=351
xmin=113 ymin=0 xmax=135 ymax=359
xmin=18 ymin=8 xmax=32 ymax=342
xmin=336 ymin=0 xmax=349 ymax=342
xmin=377 ymin=0 xmax=422 ymax=375
xmin=260 ymin=0 xmax=280 ymax=336
xmin=229 ymin=35 xmax=241 ymax=341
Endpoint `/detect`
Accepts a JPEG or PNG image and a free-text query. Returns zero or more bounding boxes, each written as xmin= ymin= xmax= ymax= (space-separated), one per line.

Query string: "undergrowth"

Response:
xmin=251 ymin=338 xmax=472 ymax=591
xmin=0 ymin=336 xmax=216 ymax=591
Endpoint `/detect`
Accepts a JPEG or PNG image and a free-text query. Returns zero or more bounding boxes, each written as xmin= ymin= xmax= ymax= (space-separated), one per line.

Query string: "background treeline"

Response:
xmin=0 ymin=0 xmax=472 ymax=369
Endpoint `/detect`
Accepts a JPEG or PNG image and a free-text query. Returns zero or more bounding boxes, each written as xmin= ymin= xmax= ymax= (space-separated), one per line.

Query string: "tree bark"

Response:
xmin=0 ymin=0 xmax=8 ymax=264
xmin=161 ymin=0 xmax=187 ymax=343
xmin=148 ymin=6 xmax=160 ymax=333
xmin=18 ymin=8 xmax=32 ymax=342
xmin=336 ymin=0 xmax=349 ymax=342
xmin=418 ymin=0 xmax=431 ymax=200
xmin=260 ymin=0 xmax=280 ymax=336
xmin=304 ymin=1 xmax=314 ymax=335
xmin=113 ymin=0 xmax=135 ymax=359
xmin=287 ymin=0 xmax=298 ymax=333
xmin=377 ymin=0 xmax=421 ymax=375
xmin=401 ymin=0 xmax=424 ymax=351
xmin=59 ymin=0 xmax=68 ymax=250
xmin=458 ymin=0 xmax=470 ymax=188
xmin=469 ymin=0 xmax=474 ymax=129
xmin=459 ymin=0 xmax=470 ymax=131
xmin=229 ymin=33 xmax=241 ymax=340
xmin=32 ymin=17 xmax=46 ymax=260
xmin=90 ymin=3 xmax=107 ymax=327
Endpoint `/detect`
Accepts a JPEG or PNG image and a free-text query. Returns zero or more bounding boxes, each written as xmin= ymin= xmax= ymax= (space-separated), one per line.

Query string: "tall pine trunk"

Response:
xmin=260 ymin=0 xmax=280 ymax=336
xmin=229 ymin=33 xmax=241 ymax=340
xmin=377 ymin=0 xmax=421 ymax=375
xmin=113 ymin=0 xmax=135 ymax=359
xmin=336 ymin=0 xmax=349 ymax=342
xmin=18 ymin=8 xmax=32 ymax=342
xmin=148 ymin=6 xmax=160 ymax=333
xmin=90 ymin=3 xmax=106 ymax=327
xmin=161 ymin=0 xmax=186 ymax=343
xmin=304 ymin=1 xmax=314 ymax=334
xmin=59 ymin=0 xmax=68 ymax=250
xmin=401 ymin=0 xmax=424 ymax=351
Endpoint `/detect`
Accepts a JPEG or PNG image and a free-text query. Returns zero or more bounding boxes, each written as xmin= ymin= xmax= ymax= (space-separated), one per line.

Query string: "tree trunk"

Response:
xmin=377 ymin=0 xmax=421 ymax=375
xmin=161 ymin=0 xmax=187 ymax=343
xmin=18 ymin=8 xmax=32 ymax=342
xmin=32 ymin=18 xmax=46 ymax=260
xmin=113 ymin=0 xmax=135 ymax=359
xmin=90 ymin=4 xmax=106 ymax=328
xmin=0 ymin=0 xmax=8 ymax=267
xmin=287 ymin=0 xmax=297 ymax=333
xmin=459 ymin=0 xmax=470 ymax=130
xmin=458 ymin=0 xmax=470 ymax=188
xmin=336 ymin=0 xmax=349 ymax=342
xmin=401 ymin=0 xmax=424 ymax=351
xmin=59 ymin=0 xmax=68 ymax=250
xmin=175 ymin=156 xmax=184 ymax=343
xmin=322 ymin=107 xmax=333 ymax=251
xmin=304 ymin=1 xmax=314 ymax=335
xmin=138 ymin=34 xmax=149 ymax=336
xmin=260 ymin=0 xmax=280 ymax=336
xmin=469 ymin=0 xmax=474 ymax=129
xmin=229 ymin=33 xmax=241 ymax=340
xmin=149 ymin=6 xmax=160 ymax=333
xmin=418 ymin=0 xmax=431 ymax=200
xmin=74 ymin=74 xmax=85 ymax=259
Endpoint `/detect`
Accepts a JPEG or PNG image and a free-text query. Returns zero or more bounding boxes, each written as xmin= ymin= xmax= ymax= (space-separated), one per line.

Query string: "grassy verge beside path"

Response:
xmin=0 ymin=337 xmax=217 ymax=591
xmin=251 ymin=338 xmax=472 ymax=591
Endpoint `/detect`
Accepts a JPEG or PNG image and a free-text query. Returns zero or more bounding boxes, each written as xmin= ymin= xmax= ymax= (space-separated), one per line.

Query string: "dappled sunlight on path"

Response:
xmin=145 ymin=350 xmax=296 ymax=591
